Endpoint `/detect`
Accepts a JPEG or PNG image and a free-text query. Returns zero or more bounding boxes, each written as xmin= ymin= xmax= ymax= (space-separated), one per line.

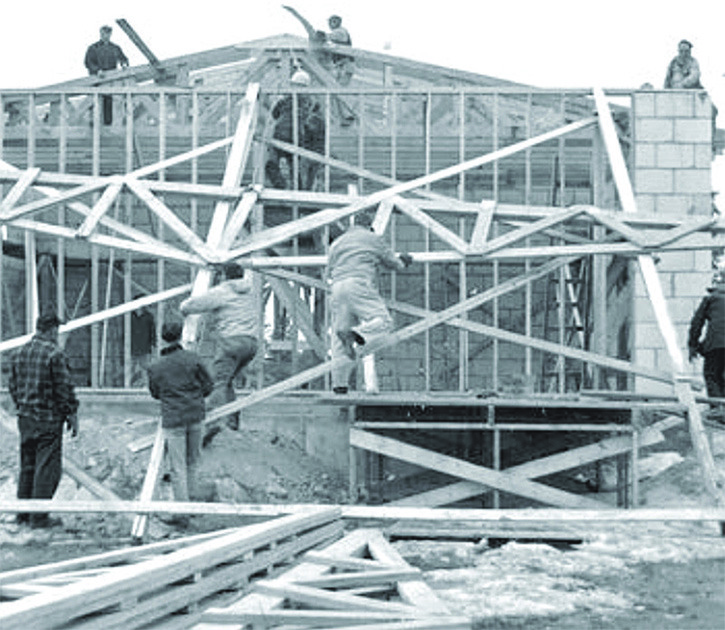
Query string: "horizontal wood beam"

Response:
xmin=0 ymin=498 xmax=722 ymax=523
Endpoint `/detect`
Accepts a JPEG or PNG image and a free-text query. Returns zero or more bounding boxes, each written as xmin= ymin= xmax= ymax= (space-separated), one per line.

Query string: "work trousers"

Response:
xmin=208 ymin=335 xmax=257 ymax=426
xmin=703 ymin=348 xmax=725 ymax=402
xmin=163 ymin=423 xmax=202 ymax=502
xmin=17 ymin=428 xmax=63 ymax=523
xmin=330 ymin=276 xmax=393 ymax=389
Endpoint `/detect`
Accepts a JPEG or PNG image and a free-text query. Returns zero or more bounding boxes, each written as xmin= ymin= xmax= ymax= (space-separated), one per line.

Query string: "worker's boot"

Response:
xmin=202 ymin=425 xmax=222 ymax=448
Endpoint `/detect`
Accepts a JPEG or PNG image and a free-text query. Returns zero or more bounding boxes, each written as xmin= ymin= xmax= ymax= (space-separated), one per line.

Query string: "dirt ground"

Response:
xmin=0 ymin=405 xmax=724 ymax=629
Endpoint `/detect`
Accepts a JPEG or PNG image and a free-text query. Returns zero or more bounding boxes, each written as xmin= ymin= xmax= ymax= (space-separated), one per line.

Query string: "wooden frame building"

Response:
xmin=1 ymin=34 xmax=724 ymax=517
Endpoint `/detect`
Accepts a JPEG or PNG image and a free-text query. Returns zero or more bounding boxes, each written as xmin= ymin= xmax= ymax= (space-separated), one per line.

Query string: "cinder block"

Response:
xmin=694 ymin=249 xmax=717 ymax=270
xmin=655 ymin=92 xmax=693 ymax=117
xmin=668 ymin=298 xmax=701 ymax=325
xmin=694 ymin=143 xmax=713 ymax=168
xmin=635 ymin=144 xmax=656 ymax=168
xmin=633 ymin=295 xmax=656 ymax=322
xmin=656 ymin=143 xmax=694 ymax=168
xmin=634 ymin=92 xmax=656 ymax=117
xmin=693 ymin=92 xmax=714 ymax=118
xmin=635 ymin=118 xmax=674 ymax=142
xmin=674 ymin=169 xmax=711 ymax=194
xmin=632 ymin=346 xmax=657 ymax=368
xmin=635 ymin=169 xmax=673 ymax=194
xmin=654 ymin=194 xmax=694 ymax=215
xmin=634 ymin=194 xmax=656 ymax=213
xmin=634 ymin=322 xmax=665 ymax=350
xmin=674 ymin=119 xmax=712 ymax=143
xmin=673 ymin=271 xmax=713 ymax=297
xmin=653 ymin=250 xmax=695 ymax=272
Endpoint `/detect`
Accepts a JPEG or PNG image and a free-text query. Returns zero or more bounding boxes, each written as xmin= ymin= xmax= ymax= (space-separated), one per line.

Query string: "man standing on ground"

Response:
xmin=84 ymin=25 xmax=129 ymax=125
xmin=9 ymin=314 xmax=78 ymax=529
xmin=688 ymin=271 xmax=725 ymax=422
xmin=327 ymin=213 xmax=413 ymax=393
xmin=180 ymin=263 xmax=259 ymax=444
xmin=148 ymin=322 xmax=213 ymax=514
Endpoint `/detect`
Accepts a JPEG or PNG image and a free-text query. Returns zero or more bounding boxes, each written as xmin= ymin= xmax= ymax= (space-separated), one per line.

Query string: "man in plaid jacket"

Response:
xmin=9 ymin=314 xmax=78 ymax=528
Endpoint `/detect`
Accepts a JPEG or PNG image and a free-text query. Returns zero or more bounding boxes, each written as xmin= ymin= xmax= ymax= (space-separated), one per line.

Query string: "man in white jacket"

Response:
xmin=180 ymin=263 xmax=258 ymax=443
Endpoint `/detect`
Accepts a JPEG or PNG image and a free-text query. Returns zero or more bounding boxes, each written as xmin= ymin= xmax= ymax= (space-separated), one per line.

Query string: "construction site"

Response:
xmin=0 ymin=10 xmax=724 ymax=629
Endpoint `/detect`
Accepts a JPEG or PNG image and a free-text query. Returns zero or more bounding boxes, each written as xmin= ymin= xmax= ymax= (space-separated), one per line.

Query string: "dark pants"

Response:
xmin=17 ymin=429 xmax=63 ymax=524
xmin=703 ymin=348 xmax=725 ymax=403
xmin=102 ymin=95 xmax=113 ymax=125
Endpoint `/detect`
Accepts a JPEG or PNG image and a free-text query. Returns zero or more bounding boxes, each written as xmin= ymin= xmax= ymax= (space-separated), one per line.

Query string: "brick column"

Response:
xmin=630 ymin=89 xmax=716 ymax=393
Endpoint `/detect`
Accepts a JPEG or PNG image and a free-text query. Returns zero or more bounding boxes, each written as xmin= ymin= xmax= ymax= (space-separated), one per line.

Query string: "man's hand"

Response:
xmin=399 ymin=253 xmax=414 ymax=267
xmin=688 ymin=346 xmax=699 ymax=363
xmin=65 ymin=414 xmax=78 ymax=438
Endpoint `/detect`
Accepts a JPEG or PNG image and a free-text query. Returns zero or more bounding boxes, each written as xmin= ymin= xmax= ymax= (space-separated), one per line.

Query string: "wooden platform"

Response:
xmin=314 ymin=392 xmax=679 ymax=511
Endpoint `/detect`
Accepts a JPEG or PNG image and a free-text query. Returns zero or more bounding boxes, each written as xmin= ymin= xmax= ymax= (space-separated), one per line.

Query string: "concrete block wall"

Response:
xmin=631 ymin=89 xmax=716 ymax=394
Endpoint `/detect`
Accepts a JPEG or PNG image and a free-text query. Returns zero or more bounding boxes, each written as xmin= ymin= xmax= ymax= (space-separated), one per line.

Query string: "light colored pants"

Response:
xmin=163 ymin=423 xmax=202 ymax=502
xmin=330 ymin=276 xmax=393 ymax=389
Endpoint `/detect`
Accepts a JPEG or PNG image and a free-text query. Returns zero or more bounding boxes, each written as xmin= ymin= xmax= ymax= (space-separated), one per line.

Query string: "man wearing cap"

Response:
xmin=84 ymin=25 xmax=129 ymax=124
xmin=265 ymin=68 xmax=325 ymax=190
xmin=148 ymin=322 xmax=213 ymax=509
xmin=664 ymin=39 xmax=703 ymax=89
xmin=180 ymin=263 xmax=259 ymax=444
xmin=9 ymin=314 xmax=78 ymax=528
xmin=688 ymin=272 xmax=725 ymax=422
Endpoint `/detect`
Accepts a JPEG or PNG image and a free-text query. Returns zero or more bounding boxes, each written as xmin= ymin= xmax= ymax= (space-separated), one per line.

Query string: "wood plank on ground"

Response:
xmin=0 ymin=509 xmax=340 ymax=630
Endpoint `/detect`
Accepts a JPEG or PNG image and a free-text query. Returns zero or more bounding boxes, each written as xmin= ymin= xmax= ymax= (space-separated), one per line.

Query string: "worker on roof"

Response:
xmin=265 ymin=67 xmax=325 ymax=190
xmin=327 ymin=15 xmax=351 ymax=46
xmin=327 ymin=14 xmax=354 ymax=85
xmin=326 ymin=212 xmax=414 ymax=394
xmin=664 ymin=39 xmax=702 ymax=89
xmin=84 ymin=25 xmax=129 ymax=125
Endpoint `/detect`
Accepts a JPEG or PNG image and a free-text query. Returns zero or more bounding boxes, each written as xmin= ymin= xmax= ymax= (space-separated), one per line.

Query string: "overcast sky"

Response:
xmin=2 ymin=0 xmax=723 ymax=111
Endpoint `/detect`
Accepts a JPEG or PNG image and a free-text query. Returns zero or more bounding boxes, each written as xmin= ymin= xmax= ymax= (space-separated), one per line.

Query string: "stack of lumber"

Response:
xmin=195 ymin=527 xmax=471 ymax=629
xmin=0 ymin=509 xmax=341 ymax=630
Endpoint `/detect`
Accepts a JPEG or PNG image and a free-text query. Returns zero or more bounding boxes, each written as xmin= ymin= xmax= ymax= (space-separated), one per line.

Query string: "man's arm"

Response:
xmin=51 ymin=352 xmax=79 ymax=435
xmin=179 ymin=287 xmax=223 ymax=315
xmin=682 ymin=59 xmax=701 ymax=88
xmin=197 ymin=361 xmax=214 ymax=398
xmin=688 ymin=296 xmax=709 ymax=358
xmin=84 ymin=45 xmax=100 ymax=75
xmin=116 ymin=45 xmax=129 ymax=68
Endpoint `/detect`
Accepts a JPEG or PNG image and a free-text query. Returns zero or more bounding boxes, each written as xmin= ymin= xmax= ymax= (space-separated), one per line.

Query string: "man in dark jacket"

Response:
xmin=84 ymin=25 xmax=129 ymax=125
xmin=148 ymin=322 xmax=213 ymax=504
xmin=689 ymin=272 xmax=725 ymax=421
xmin=9 ymin=314 xmax=78 ymax=528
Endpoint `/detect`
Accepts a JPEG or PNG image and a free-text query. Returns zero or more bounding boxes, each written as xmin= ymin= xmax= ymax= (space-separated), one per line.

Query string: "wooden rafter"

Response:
xmin=230 ymin=117 xmax=597 ymax=259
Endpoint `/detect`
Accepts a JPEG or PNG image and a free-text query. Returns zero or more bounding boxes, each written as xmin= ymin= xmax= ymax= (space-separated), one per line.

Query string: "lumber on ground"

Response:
xmin=0 ymin=509 xmax=341 ymax=630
